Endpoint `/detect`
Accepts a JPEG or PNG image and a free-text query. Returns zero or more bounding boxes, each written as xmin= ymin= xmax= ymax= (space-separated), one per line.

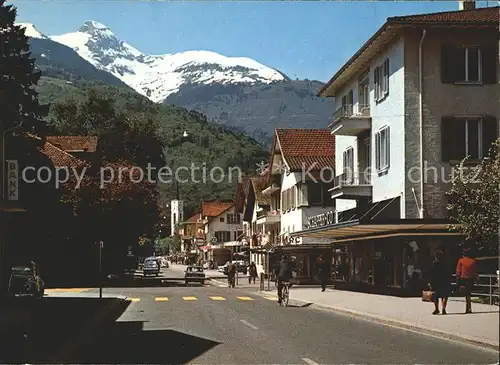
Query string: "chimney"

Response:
xmin=459 ymin=0 xmax=476 ymax=10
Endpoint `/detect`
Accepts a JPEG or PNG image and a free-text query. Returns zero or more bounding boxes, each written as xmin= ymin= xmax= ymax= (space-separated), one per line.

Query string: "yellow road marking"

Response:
xmin=155 ymin=297 xmax=169 ymax=301
xmin=129 ymin=298 xmax=140 ymax=302
xmin=237 ymin=296 xmax=254 ymax=301
xmin=263 ymin=296 xmax=278 ymax=301
xmin=210 ymin=296 xmax=226 ymax=301
xmin=183 ymin=296 xmax=198 ymax=301
xmin=45 ymin=288 xmax=90 ymax=293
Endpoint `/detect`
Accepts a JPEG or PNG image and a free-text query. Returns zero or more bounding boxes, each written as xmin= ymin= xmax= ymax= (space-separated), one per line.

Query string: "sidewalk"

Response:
xmin=257 ymin=287 xmax=499 ymax=349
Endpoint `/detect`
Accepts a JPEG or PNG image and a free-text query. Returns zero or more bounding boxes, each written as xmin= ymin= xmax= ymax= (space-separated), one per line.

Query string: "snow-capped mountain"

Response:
xmin=18 ymin=23 xmax=49 ymax=39
xmin=49 ymin=20 xmax=286 ymax=102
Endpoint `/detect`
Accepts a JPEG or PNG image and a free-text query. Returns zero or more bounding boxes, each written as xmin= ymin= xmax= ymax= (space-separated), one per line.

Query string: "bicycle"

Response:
xmin=279 ymin=281 xmax=290 ymax=307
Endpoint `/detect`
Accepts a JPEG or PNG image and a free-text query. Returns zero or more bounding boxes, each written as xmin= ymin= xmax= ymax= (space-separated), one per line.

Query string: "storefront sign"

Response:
xmin=307 ymin=210 xmax=335 ymax=228
xmin=282 ymin=236 xmax=302 ymax=245
xmin=7 ymin=160 xmax=19 ymax=201
xmin=195 ymin=238 xmax=205 ymax=246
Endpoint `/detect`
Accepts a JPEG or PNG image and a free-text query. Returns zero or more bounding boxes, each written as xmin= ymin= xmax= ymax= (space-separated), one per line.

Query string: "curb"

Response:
xmin=253 ymin=291 xmax=498 ymax=351
xmin=50 ymin=295 xmax=129 ymax=361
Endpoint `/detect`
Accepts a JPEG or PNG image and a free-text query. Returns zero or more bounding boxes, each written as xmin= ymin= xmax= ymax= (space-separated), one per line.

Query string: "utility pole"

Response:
xmin=99 ymin=241 xmax=103 ymax=299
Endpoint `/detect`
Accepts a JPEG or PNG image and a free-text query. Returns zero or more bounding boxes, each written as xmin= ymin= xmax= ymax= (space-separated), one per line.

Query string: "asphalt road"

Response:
xmin=64 ymin=267 xmax=498 ymax=364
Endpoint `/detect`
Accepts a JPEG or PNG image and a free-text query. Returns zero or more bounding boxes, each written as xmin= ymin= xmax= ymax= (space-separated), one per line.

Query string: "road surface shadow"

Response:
xmin=0 ymin=297 xmax=129 ymax=364
xmin=70 ymin=320 xmax=220 ymax=363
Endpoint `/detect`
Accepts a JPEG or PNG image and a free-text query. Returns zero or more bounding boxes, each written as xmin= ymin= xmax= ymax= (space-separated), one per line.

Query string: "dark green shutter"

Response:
xmin=482 ymin=116 xmax=498 ymax=158
xmin=481 ymin=45 xmax=497 ymax=84
xmin=441 ymin=45 xmax=457 ymax=83
xmin=442 ymin=117 xmax=466 ymax=161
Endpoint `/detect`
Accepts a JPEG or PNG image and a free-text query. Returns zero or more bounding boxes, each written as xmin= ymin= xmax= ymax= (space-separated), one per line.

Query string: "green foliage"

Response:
xmin=0 ymin=1 xmax=45 ymax=132
xmin=40 ymin=79 xmax=269 ymax=217
xmin=447 ymin=139 xmax=500 ymax=255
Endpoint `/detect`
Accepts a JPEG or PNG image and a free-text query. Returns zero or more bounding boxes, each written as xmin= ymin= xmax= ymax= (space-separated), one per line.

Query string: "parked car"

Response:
xmin=223 ymin=260 xmax=247 ymax=275
xmin=8 ymin=264 xmax=44 ymax=299
xmin=143 ymin=257 xmax=160 ymax=276
xmin=185 ymin=266 xmax=206 ymax=285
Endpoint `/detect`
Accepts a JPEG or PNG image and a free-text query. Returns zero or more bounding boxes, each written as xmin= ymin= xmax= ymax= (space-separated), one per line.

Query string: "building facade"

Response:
xmin=294 ymin=3 xmax=499 ymax=294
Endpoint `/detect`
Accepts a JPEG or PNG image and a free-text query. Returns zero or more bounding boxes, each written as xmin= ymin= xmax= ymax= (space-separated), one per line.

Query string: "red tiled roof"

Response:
xmin=186 ymin=213 xmax=202 ymax=224
xmin=202 ymin=200 xmax=234 ymax=217
xmin=318 ymin=6 xmax=499 ymax=96
xmin=45 ymin=136 xmax=98 ymax=152
xmin=39 ymin=141 xmax=88 ymax=168
xmin=388 ymin=6 xmax=499 ymax=24
xmin=275 ymin=129 xmax=335 ymax=171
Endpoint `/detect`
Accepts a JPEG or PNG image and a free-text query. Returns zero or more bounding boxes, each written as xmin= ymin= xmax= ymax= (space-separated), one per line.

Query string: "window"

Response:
xmin=441 ymin=116 xmax=498 ymax=161
xmin=215 ymin=231 xmax=231 ymax=243
xmin=374 ymin=59 xmax=389 ymax=102
xmin=341 ymin=89 xmax=354 ymax=115
xmin=236 ymin=230 xmax=243 ymax=240
xmin=441 ymin=44 xmax=497 ymax=84
xmin=343 ymin=147 xmax=354 ymax=180
xmin=227 ymin=214 xmax=240 ymax=224
xmin=375 ymin=126 xmax=390 ymax=171
xmin=307 ymin=181 xmax=322 ymax=206
xmin=220 ymin=217 xmax=224 ymax=222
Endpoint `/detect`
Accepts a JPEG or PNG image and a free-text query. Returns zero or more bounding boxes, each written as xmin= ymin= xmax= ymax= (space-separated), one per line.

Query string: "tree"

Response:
xmin=447 ymin=139 xmax=500 ymax=256
xmin=0 ymin=1 xmax=46 ymax=132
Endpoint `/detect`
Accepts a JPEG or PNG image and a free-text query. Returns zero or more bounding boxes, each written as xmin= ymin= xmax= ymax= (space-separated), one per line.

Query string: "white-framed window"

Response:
xmin=375 ymin=126 xmax=390 ymax=171
xmin=226 ymin=213 xmax=240 ymax=224
xmin=343 ymin=147 xmax=354 ymax=179
xmin=374 ymin=59 xmax=389 ymax=102
xmin=462 ymin=47 xmax=482 ymax=83
xmin=441 ymin=45 xmax=498 ymax=85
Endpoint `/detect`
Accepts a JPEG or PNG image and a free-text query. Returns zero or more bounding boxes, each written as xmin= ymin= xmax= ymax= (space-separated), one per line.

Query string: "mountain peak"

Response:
xmin=78 ymin=20 xmax=114 ymax=37
xmin=18 ymin=22 xmax=48 ymax=39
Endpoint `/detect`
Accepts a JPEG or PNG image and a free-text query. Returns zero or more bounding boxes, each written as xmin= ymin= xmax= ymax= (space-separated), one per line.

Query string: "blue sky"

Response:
xmin=12 ymin=1 xmax=495 ymax=82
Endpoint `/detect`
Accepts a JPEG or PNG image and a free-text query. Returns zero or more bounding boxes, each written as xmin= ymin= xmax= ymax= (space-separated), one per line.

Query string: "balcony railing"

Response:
xmin=333 ymin=171 xmax=372 ymax=188
xmin=332 ymin=104 xmax=371 ymax=124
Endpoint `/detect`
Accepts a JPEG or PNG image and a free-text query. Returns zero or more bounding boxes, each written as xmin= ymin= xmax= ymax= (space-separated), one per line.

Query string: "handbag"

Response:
xmin=422 ymin=284 xmax=435 ymax=302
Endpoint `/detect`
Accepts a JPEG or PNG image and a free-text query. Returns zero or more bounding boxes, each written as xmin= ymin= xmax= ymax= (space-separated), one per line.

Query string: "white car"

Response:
xmin=143 ymin=257 xmax=160 ymax=276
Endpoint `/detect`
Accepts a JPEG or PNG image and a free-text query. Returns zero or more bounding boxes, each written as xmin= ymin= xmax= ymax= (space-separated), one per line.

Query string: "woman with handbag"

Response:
xmin=429 ymin=250 xmax=452 ymax=315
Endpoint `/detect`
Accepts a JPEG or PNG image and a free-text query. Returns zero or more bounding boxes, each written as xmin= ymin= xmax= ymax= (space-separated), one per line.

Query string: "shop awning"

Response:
xmin=290 ymin=218 xmax=461 ymax=242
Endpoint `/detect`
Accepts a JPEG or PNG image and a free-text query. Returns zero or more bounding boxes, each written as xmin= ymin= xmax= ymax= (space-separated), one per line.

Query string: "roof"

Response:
xmin=45 ymin=136 xmax=98 ymax=152
xmin=318 ymin=6 xmax=499 ymax=97
xmin=39 ymin=141 xmax=88 ymax=168
xmin=201 ymin=200 xmax=234 ymax=217
xmin=185 ymin=213 xmax=202 ymax=225
xmin=251 ymin=177 xmax=271 ymax=206
xmin=275 ymin=129 xmax=335 ymax=171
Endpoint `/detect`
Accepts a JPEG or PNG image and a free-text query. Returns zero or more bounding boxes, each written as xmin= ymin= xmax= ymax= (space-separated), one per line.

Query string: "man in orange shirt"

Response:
xmin=456 ymin=247 xmax=478 ymax=314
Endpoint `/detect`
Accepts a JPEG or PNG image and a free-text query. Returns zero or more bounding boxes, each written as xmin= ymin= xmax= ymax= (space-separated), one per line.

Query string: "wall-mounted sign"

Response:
xmin=282 ymin=236 xmax=302 ymax=245
xmin=307 ymin=210 xmax=335 ymax=228
xmin=7 ymin=160 xmax=19 ymax=201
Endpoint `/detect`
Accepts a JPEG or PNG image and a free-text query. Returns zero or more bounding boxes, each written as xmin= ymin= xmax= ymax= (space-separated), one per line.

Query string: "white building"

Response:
xmin=170 ymin=200 xmax=183 ymax=236
xmin=293 ymin=2 xmax=499 ymax=293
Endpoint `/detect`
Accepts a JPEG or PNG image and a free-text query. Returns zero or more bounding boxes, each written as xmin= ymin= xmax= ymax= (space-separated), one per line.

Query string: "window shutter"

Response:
xmin=441 ymin=117 xmax=466 ymax=161
xmin=481 ymin=46 xmax=497 ymax=84
xmin=375 ymin=132 xmax=380 ymax=170
xmin=441 ymin=45 xmax=458 ymax=83
xmin=374 ymin=69 xmax=378 ymax=100
xmin=385 ymin=126 xmax=390 ymax=168
xmin=302 ymin=184 xmax=308 ymax=205
xmin=482 ymin=116 xmax=498 ymax=157
xmin=383 ymin=59 xmax=390 ymax=95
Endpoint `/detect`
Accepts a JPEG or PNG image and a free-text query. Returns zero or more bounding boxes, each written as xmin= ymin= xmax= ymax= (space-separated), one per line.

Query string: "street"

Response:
xmin=57 ymin=266 xmax=498 ymax=364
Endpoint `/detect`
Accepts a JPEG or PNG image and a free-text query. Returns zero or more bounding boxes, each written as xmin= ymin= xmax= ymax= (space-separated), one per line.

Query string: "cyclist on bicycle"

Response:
xmin=277 ymin=255 xmax=293 ymax=304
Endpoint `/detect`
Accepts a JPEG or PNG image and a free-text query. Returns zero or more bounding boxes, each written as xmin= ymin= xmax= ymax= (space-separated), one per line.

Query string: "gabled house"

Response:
xmin=179 ymin=212 xmax=204 ymax=253
xmin=294 ymin=2 xmax=499 ymax=294
xmin=262 ymin=128 xmax=336 ymax=283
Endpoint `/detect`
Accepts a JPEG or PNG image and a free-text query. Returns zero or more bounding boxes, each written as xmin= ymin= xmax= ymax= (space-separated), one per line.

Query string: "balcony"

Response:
xmin=330 ymin=104 xmax=371 ymax=136
xmin=330 ymin=171 xmax=372 ymax=199
xmin=256 ymin=209 xmax=281 ymax=224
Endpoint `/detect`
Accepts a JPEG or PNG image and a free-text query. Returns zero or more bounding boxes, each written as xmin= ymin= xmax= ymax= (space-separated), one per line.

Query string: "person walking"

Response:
xmin=456 ymin=246 xmax=478 ymax=314
xmin=429 ymin=250 xmax=452 ymax=315
xmin=248 ymin=262 xmax=257 ymax=284
xmin=317 ymin=254 xmax=329 ymax=292
xmin=227 ymin=260 xmax=236 ymax=288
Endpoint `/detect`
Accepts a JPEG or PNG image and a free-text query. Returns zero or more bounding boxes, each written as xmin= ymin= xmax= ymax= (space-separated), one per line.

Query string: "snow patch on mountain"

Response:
xmin=18 ymin=23 xmax=48 ymax=39
xmin=49 ymin=20 xmax=286 ymax=102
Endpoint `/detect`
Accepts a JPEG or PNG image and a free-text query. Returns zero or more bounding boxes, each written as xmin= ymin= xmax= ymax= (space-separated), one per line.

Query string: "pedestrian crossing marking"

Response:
xmin=237 ymin=296 xmax=254 ymax=301
xmin=210 ymin=296 xmax=226 ymax=301
xmin=183 ymin=296 xmax=198 ymax=301
xmin=155 ymin=297 xmax=169 ymax=301
xmin=129 ymin=298 xmax=140 ymax=302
